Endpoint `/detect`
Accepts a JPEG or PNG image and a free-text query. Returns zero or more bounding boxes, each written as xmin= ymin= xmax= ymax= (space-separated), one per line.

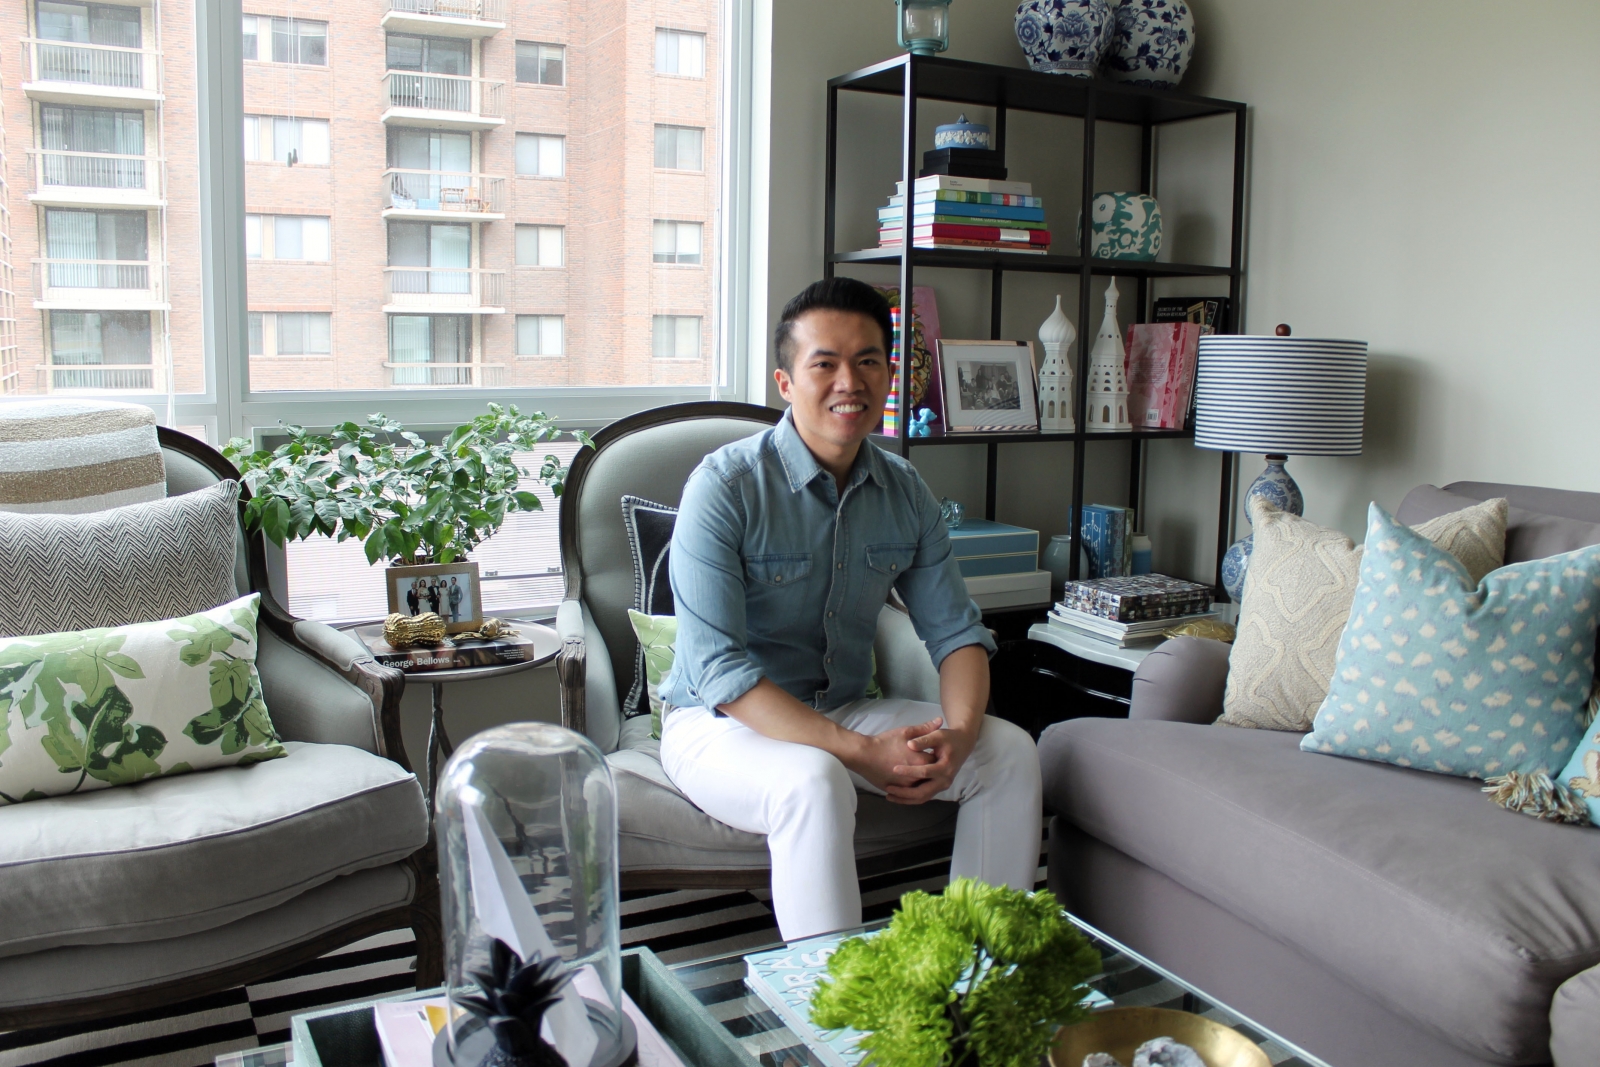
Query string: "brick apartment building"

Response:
xmin=1 ymin=0 xmax=718 ymax=397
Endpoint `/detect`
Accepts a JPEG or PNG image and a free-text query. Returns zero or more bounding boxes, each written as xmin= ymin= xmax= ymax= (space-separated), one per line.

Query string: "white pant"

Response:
xmin=659 ymin=698 xmax=1043 ymax=940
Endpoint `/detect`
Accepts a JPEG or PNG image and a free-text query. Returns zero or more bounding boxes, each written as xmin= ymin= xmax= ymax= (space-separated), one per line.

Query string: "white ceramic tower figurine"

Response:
xmin=1036 ymin=295 xmax=1076 ymax=432
xmin=1086 ymin=277 xmax=1132 ymax=432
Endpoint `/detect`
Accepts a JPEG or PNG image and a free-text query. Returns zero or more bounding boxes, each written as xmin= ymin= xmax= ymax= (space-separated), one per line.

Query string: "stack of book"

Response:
xmin=351 ymin=621 xmax=538 ymax=672
xmin=1048 ymin=574 xmax=1217 ymax=647
xmin=877 ymin=175 xmax=1051 ymax=255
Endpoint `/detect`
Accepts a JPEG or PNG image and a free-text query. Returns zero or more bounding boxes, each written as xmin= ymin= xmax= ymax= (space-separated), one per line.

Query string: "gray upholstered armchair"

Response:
xmin=554 ymin=402 xmax=959 ymax=890
xmin=0 ymin=427 xmax=436 ymax=1028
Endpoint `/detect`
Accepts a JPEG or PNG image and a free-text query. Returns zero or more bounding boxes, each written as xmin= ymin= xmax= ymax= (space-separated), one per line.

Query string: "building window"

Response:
xmin=652 ymin=315 xmax=700 ymax=359
xmin=48 ymin=310 xmax=152 ymax=390
xmin=387 ymin=33 xmax=469 ymax=75
xmin=389 ymin=314 xmax=471 ymax=385
xmin=243 ymin=116 xmax=330 ymax=165
xmin=516 ymin=42 xmax=564 ymax=85
xmin=516 ymin=315 xmax=563 ymax=357
xmin=245 ymin=215 xmax=331 ymax=261
xmin=515 ymin=225 xmax=563 ymax=267
xmin=515 ymin=133 xmax=564 ymax=178
xmin=652 ymin=220 xmax=702 ymax=265
xmin=249 ymin=311 xmax=331 ymax=356
xmin=654 ymin=125 xmax=704 ymax=171
xmin=44 ymin=208 xmax=148 ymax=289
xmin=38 ymin=2 xmax=141 ymax=48
xmin=241 ymin=16 xmax=327 ymax=66
xmin=40 ymin=106 xmax=146 ymax=188
xmin=655 ymin=29 xmax=705 ymax=77
xmin=387 ymin=128 xmax=470 ymax=172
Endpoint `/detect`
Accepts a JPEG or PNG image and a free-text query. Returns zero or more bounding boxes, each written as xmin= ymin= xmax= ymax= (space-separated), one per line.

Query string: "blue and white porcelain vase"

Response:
xmin=1104 ymin=0 xmax=1195 ymax=88
xmin=1221 ymin=456 xmax=1304 ymax=601
xmin=1077 ymin=191 xmax=1163 ymax=260
xmin=1015 ymin=0 xmax=1114 ymax=77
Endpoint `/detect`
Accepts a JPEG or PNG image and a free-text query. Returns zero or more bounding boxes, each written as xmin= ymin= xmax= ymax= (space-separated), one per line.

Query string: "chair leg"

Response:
xmin=408 ymin=853 xmax=444 ymax=988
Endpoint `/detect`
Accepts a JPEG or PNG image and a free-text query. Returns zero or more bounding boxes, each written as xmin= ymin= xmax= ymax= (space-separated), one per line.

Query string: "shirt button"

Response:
xmin=827 ymin=611 xmax=834 ymax=618
xmin=890 ymin=563 xmax=898 ymax=571
xmin=774 ymin=575 xmax=782 ymax=582
xmin=826 ymin=656 xmax=833 ymax=664
xmin=836 ymin=563 xmax=843 ymax=570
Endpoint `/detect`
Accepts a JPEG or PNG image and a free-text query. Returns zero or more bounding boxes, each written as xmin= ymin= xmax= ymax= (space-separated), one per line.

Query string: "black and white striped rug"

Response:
xmin=1 ymin=848 xmax=995 ymax=1067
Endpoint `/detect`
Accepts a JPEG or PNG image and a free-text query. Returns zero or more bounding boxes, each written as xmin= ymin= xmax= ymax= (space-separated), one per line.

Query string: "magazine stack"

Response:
xmin=1048 ymin=574 xmax=1217 ymax=647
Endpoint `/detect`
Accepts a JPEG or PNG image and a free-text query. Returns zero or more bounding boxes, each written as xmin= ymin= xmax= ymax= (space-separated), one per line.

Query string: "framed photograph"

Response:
xmin=386 ymin=560 xmax=483 ymax=635
xmin=936 ymin=340 xmax=1039 ymax=432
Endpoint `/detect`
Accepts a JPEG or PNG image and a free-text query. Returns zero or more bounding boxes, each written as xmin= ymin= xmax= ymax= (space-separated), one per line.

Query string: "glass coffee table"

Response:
xmin=664 ymin=914 xmax=1334 ymax=1067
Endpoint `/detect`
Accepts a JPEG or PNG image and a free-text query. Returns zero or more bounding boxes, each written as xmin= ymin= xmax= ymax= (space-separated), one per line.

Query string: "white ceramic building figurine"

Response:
xmin=1086 ymin=277 xmax=1132 ymax=432
xmin=1037 ymin=295 xmax=1076 ymax=432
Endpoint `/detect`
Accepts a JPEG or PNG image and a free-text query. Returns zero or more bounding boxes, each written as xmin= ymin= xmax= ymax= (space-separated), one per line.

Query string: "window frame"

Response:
xmin=514 ymin=40 xmax=565 ymax=87
xmin=51 ymin=0 xmax=754 ymax=474
xmin=654 ymin=28 xmax=707 ymax=79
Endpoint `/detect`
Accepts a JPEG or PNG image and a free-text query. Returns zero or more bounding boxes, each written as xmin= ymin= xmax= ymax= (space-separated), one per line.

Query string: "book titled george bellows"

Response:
xmin=1048 ymin=606 xmax=1219 ymax=647
xmin=352 ymin=623 xmax=536 ymax=672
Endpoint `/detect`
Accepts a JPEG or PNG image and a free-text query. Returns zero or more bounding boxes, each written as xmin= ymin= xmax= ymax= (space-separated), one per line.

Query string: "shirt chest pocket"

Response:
xmin=866 ymin=542 xmax=916 ymax=578
xmin=747 ymin=552 xmax=812 ymax=587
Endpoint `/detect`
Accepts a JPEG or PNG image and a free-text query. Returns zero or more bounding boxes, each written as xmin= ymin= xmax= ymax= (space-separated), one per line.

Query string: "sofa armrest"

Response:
xmin=556 ymin=599 xmax=622 ymax=753
xmin=873 ymin=603 xmax=942 ymax=704
xmin=255 ymin=595 xmax=410 ymax=770
xmin=1129 ymin=637 xmax=1231 ymax=724
xmin=1551 ymin=963 xmax=1600 ymax=1066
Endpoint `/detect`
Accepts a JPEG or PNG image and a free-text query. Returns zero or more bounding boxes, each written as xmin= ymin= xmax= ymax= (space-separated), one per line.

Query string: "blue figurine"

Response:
xmin=909 ymin=407 xmax=939 ymax=437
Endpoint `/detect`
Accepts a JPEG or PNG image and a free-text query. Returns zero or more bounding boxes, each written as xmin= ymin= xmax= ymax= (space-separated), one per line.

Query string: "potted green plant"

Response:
xmin=809 ymin=879 xmax=1102 ymax=1067
xmin=223 ymin=405 xmax=590 ymax=628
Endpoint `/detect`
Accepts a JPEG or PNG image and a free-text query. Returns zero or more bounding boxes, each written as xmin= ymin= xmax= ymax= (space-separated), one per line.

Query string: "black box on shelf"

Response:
xmin=919 ymin=146 xmax=1008 ymax=179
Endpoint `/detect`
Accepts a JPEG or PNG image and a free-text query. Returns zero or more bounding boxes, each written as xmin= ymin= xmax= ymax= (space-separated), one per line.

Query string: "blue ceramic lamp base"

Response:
xmin=1221 ymin=455 xmax=1303 ymax=601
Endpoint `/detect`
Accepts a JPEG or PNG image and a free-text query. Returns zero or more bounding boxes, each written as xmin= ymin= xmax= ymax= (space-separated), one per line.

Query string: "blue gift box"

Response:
xmin=947 ymin=519 xmax=1039 ymax=577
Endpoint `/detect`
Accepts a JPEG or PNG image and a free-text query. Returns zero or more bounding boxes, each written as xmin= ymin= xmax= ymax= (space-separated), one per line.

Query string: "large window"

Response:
xmin=515 ymin=225 xmax=563 ymax=267
xmin=245 ymin=215 xmax=331 ymax=261
xmin=515 ymin=41 xmax=564 ymax=85
xmin=241 ymin=16 xmax=327 ymax=66
xmin=654 ymin=125 xmax=704 ymax=170
xmin=243 ymin=116 xmax=330 ymax=165
xmin=655 ymin=29 xmax=705 ymax=77
xmin=652 ymin=220 xmax=703 ymax=265
xmin=515 ymin=133 xmax=564 ymax=177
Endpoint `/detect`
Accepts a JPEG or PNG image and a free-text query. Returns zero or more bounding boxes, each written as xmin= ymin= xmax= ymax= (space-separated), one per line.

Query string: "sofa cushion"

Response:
xmin=0 ymin=399 xmax=165 ymax=515
xmin=607 ymin=714 xmax=957 ymax=871
xmin=1398 ymin=483 xmax=1600 ymax=564
xmin=621 ymin=495 xmax=678 ymax=718
xmin=0 ymin=740 xmax=427 ymax=958
xmin=1040 ymin=718 xmax=1600 ymax=1063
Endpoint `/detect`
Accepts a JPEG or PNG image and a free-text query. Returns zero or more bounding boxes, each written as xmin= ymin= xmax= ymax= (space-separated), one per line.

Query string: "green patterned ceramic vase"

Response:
xmin=1079 ymin=191 xmax=1163 ymax=260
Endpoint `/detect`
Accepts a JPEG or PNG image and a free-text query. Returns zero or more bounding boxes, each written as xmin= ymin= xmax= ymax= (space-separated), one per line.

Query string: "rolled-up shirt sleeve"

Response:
xmin=658 ymin=464 xmax=765 ymax=711
xmin=895 ymin=480 xmax=997 ymax=667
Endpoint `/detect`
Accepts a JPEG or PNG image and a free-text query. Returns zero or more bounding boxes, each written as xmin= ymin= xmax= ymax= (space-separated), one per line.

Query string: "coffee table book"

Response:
xmin=350 ymin=622 xmax=537 ymax=673
xmin=279 ymin=948 xmax=754 ymax=1067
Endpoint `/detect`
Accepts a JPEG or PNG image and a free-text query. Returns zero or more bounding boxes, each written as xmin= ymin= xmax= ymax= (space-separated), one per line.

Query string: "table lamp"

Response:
xmin=1194 ymin=326 xmax=1368 ymax=600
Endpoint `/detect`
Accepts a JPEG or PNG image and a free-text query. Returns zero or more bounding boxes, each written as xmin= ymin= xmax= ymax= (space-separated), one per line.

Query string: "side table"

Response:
xmin=342 ymin=619 xmax=562 ymax=812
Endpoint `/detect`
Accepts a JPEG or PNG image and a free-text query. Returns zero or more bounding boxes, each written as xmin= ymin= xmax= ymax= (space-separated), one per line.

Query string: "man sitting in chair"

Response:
xmin=658 ymin=278 xmax=1043 ymax=940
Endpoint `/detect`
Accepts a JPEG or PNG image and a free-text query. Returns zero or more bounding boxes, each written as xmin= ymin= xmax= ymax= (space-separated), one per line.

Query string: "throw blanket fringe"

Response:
xmin=1482 ymin=771 xmax=1590 ymax=824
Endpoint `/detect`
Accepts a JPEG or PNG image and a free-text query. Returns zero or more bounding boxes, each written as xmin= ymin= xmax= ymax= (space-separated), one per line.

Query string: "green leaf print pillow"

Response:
xmin=0 ymin=594 xmax=285 ymax=805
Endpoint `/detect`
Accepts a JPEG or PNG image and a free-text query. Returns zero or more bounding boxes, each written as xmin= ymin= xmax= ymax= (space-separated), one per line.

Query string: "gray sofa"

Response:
xmin=1040 ymin=482 xmax=1600 ymax=1067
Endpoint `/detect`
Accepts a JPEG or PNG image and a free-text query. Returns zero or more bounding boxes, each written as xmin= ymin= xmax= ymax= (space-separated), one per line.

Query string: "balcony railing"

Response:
xmin=33 ymin=258 xmax=164 ymax=308
xmin=383 ymin=71 xmax=504 ymax=119
xmin=384 ymin=169 xmax=505 ymax=215
xmin=384 ymin=360 xmax=506 ymax=387
xmin=23 ymin=39 xmax=157 ymax=92
xmin=383 ymin=267 xmax=504 ymax=310
xmin=386 ymin=0 xmax=506 ymax=23
xmin=40 ymin=360 xmax=156 ymax=392
xmin=30 ymin=149 xmax=163 ymax=199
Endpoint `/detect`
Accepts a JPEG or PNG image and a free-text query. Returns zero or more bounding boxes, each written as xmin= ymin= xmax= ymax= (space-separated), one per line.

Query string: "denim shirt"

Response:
xmin=657 ymin=409 xmax=994 ymax=714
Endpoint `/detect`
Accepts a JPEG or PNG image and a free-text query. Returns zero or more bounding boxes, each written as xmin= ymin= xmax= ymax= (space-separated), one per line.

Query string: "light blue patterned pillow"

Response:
xmin=1301 ymin=504 xmax=1600 ymax=779
xmin=1557 ymin=698 xmax=1600 ymax=824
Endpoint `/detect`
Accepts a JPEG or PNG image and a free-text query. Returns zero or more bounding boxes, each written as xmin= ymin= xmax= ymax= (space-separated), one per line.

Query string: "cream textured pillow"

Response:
xmin=1218 ymin=495 xmax=1508 ymax=732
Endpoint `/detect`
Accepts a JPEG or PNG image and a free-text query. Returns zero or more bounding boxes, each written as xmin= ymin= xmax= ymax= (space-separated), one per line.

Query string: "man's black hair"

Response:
xmin=773 ymin=277 xmax=894 ymax=372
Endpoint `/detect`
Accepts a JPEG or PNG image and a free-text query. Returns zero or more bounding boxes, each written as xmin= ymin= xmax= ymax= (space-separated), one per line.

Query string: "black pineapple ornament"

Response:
xmin=456 ymin=939 xmax=572 ymax=1067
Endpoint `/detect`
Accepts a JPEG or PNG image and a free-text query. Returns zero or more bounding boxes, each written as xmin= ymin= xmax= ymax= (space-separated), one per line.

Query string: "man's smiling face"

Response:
xmin=774 ymin=309 xmax=891 ymax=467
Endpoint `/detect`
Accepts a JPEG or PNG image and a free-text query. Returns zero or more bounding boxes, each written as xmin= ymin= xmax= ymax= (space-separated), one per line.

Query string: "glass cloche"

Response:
xmin=435 ymin=723 xmax=633 ymax=1067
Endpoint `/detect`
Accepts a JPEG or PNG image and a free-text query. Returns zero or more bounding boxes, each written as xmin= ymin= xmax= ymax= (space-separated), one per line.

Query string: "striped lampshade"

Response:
xmin=1194 ymin=335 xmax=1368 ymax=456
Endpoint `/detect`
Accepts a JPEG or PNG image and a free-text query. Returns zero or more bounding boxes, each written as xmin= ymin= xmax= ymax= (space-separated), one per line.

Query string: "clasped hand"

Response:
xmin=847 ymin=717 xmax=977 ymax=805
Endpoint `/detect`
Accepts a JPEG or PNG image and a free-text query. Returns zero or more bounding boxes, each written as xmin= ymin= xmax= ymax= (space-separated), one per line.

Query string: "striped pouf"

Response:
xmin=0 ymin=400 xmax=166 ymax=514
xmin=1194 ymin=335 xmax=1368 ymax=456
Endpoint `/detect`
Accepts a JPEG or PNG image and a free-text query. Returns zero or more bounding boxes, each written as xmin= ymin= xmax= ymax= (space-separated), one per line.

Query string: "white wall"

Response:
xmin=758 ymin=0 xmax=1600 ymax=575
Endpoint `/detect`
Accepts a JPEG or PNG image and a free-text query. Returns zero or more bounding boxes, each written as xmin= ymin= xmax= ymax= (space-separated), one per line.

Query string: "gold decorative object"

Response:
xmin=453 ymin=618 xmax=518 ymax=642
xmin=385 ymin=612 xmax=447 ymax=649
xmin=1164 ymin=619 xmax=1237 ymax=643
xmin=1050 ymin=1007 xmax=1271 ymax=1067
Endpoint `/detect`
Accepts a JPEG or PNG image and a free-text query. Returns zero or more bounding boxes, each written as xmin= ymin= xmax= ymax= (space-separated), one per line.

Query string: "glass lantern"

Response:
xmin=896 ymin=0 xmax=952 ymax=55
xmin=435 ymin=723 xmax=633 ymax=1067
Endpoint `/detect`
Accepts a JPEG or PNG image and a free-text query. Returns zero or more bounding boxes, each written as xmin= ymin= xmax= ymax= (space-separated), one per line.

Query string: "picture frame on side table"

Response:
xmin=936 ymin=340 xmax=1040 ymax=432
xmin=386 ymin=560 xmax=484 ymax=634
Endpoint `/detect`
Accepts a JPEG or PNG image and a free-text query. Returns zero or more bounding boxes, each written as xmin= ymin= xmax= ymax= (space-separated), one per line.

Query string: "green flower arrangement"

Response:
xmin=809 ymin=879 xmax=1101 ymax=1067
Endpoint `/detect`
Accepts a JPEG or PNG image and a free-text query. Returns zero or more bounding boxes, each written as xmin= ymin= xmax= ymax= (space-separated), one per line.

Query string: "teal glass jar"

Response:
xmin=897 ymin=0 xmax=952 ymax=55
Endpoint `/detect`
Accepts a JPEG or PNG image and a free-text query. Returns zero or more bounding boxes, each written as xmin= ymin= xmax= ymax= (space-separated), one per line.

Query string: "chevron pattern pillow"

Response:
xmin=0 ymin=594 xmax=285 ymax=804
xmin=0 ymin=481 xmax=241 ymax=639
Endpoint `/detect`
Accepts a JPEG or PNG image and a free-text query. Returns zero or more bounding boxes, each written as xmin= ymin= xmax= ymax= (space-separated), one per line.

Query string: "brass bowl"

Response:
xmin=1051 ymin=1007 xmax=1272 ymax=1067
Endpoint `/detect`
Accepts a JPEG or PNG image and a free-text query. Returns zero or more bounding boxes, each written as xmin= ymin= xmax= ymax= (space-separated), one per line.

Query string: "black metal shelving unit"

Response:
xmin=822 ymin=54 xmax=1248 ymax=591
